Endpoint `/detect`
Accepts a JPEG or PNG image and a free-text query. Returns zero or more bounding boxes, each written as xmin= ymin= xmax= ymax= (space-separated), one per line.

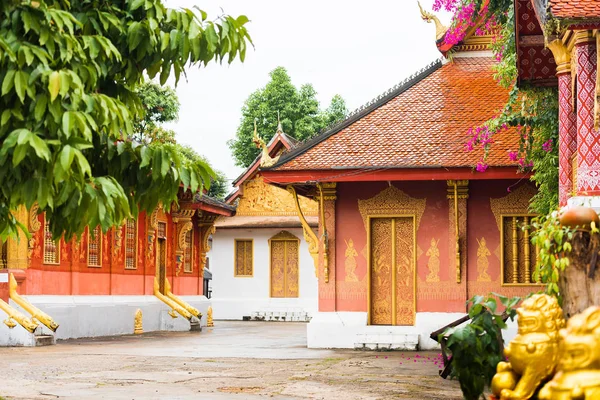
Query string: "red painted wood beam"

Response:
xmin=261 ymin=167 xmax=530 ymax=184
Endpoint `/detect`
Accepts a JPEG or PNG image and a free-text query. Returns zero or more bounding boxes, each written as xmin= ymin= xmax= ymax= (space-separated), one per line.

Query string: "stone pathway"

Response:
xmin=0 ymin=321 xmax=463 ymax=399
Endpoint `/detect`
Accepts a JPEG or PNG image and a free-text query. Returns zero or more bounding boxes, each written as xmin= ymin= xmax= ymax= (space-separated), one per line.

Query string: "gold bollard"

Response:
xmin=134 ymin=309 xmax=143 ymax=335
xmin=207 ymin=306 xmax=214 ymax=327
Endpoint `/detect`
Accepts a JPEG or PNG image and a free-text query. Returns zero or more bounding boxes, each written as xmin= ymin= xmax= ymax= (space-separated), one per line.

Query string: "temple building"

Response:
xmin=0 ymin=192 xmax=233 ymax=346
xmin=258 ymin=8 xmax=542 ymax=350
xmin=512 ymin=0 xmax=600 ymax=209
xmin=209 ymin=122 xmax=319 ymax=321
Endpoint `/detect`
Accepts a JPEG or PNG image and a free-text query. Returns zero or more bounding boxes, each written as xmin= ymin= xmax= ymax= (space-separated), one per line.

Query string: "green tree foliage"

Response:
xmin=0 ymin=0 xmax=251 ymax=240
xmin=177 ymin=144 xmax=229 ymax=200
xmin=134 ymin=82 xmax=180 ymax=142
xmin=228 ymin=66 xmax=348 ymax=167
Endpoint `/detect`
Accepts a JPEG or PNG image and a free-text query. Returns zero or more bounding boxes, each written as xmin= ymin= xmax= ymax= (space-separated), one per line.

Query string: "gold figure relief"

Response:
xmin=237 ymin=176 xmax=318 ymax=217
xmin=344 ymin=239 xmax=359 ymax=282
xmin=476 ymin=237 xmax=492 ymax=282
xmin=425 ymin=238 xmax=440 ymax=282
xmin=370 ymin=218 xmax=393 ymax=325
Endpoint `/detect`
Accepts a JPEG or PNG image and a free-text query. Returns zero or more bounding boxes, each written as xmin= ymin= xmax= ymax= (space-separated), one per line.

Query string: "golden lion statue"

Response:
xmin=491 ymin=294 xmax=565 ymax=400
xmin=538 ymin=306 xmax=600 ymax=400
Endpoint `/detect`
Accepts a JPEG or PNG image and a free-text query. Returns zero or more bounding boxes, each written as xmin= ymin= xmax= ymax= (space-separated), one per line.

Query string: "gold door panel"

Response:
xmin=369 ymin=216 xmax=415 ymax=326
xmin=270 ymin=238 xmax=299 ymax=298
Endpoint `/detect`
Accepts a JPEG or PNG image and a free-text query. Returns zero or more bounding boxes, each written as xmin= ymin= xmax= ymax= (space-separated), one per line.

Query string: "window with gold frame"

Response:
xmin=88 ymin=226 xmax=102 ymax=267
xmin=183 ymin=229 xmax=193 ymax=273
xmin=43 ymin=217 xmax=60 ymax=265
xmin=234 ymin=239 xmax=253 ymax=277
xmin=500 ymin=214 xmax=540 ymax=285
xmin=125 ymin=219 xmax=137 ymax=270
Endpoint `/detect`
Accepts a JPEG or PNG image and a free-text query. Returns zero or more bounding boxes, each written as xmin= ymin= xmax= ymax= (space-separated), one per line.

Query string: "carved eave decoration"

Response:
xmin=418 ymin=1 xmax=448 ymax=42
xmin=358 ymin=186 xmax=426 ymax=231
xmin=269 ymin=230 xmax=300 ymax=242
xmin=29 ymin=202 xmax=41 ymax=233
xmin=490 ymin=184 xmax=537 ymax=231
xmin=252 ymin=120 xmax=280 ymax=168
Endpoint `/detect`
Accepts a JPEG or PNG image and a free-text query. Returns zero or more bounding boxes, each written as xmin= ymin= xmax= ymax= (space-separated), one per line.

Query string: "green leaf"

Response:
xmin=127 ymin=22 xmax=145 ymax=52
xmin=48 ymin=70 xmax=61 ymax=101
xmin=129 ymin=0 xmax=145 ymax=12
xmin=1 ymin=70 xmax=15 ymax=95
xmin=34 ymin=94 xmax=48 ymax=121
xmin=14 ymin=71 xmax=28 ymax=103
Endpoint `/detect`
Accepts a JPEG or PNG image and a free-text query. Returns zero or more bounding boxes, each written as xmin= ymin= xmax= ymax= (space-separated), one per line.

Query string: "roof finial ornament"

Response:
xmin=418 ymin=1 xmax=448 ymax=42
xmin=276 ymin=110 xmax=283 ymax=134
xmin=252 ymin=118 xmax=281 ymax=168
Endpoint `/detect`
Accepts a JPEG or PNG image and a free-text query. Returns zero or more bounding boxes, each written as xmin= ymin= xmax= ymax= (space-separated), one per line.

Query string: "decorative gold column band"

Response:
xmin=447 ymin=180 xmax=468 ymax=284
xmin=512 ymin=216 xmax=519 ymax=284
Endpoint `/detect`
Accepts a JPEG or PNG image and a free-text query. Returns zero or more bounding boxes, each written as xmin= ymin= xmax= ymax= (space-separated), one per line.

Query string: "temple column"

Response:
xmin=447 ymin=181 xmax=468 ymax=308
xmin=197 ymin=211 xmax=217 ymax=296
xmin=548 ymin=40 xmax=577 ymax=206
xmin=569 ymin=31 xmax=600 ymax=206
xmin=318 ymin=183 xmax=337 ymax=312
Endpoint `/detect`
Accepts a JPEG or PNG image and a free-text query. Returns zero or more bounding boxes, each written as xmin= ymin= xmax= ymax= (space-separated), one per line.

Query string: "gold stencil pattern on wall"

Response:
xmin=425 ymin=238 xmax=440 ymax=282
xmin=358 ymin=186 xmax=426 ymax=230
xmin=344 ymin=239 xmax=359 ymax=282
xmin=395 ymin=218 xmax=415 ymax=325
xmin=237 ymin=176 xmax=318 ymax=216
xmin=476 ymin=237 xmax=492 ymax=282
xmin=371 ymin=218 xmax=393 ymax=325
xmin=490 ymin=184 xmax=536 ymax=231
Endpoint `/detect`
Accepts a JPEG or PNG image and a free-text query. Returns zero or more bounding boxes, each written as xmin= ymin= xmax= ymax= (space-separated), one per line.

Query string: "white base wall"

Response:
xmin=307 ymin=312 xmax=519 ymax=350
xmin=212 ymin=297 xmax=317 ymax=320
xmin=0 ymin=295 xmax=210 ymax=347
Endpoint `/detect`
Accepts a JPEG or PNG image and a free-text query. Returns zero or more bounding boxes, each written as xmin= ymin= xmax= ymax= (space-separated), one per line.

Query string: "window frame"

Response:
xmin=42 ymin=216 xmax=61 ymax=265
xmin=500 ymin=213 xmax=541 ymax=286
xmin=87 ymin=226 xmax=102 ymax=268
xmin=234 ymin=239 xmax=254 ymax=277
xmin=124 ymin=218 xmax=137 ymax=270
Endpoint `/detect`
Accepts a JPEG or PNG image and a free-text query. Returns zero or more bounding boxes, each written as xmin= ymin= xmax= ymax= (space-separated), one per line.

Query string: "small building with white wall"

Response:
xmin=209 ymin=126 xmax=319 ymax=321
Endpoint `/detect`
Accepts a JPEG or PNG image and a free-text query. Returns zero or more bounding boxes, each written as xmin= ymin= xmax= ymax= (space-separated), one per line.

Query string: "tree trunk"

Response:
xmin=559 ymin=231 xmax=600 ymax=319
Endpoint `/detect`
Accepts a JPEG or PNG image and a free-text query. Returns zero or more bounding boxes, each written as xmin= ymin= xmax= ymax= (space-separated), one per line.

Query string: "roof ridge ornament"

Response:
xmin=252 ymin=118 xmax=280 ymax=168
xmin=418 ymin=1 xmax=448 ymax=42
xmin=276 ymin=110 xmax=283 ymax=134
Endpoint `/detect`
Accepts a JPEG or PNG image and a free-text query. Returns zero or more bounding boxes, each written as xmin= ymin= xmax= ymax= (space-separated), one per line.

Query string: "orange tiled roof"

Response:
xmin=271 ymin=58 xmax=519 ymax=171
xmin=550 ymin=0 xmax=600 ymax=18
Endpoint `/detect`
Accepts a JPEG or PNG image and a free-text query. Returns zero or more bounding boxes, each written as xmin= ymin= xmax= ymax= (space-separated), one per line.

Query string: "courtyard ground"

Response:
xmin=0 ymin=321 xmax=463 ymax=400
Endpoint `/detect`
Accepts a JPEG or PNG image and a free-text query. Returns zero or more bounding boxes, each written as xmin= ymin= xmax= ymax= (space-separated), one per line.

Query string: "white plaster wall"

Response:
xmin=0 ymin=296 xmax=210 ymax=346
xmin=209 ymin=228 xmax=318 ymax=320
xmin=307 ymin=311 xmax=519 ymax=350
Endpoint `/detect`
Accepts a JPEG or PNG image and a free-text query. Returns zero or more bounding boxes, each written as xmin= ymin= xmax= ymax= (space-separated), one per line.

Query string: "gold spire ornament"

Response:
xmin=418 ymin=1 xmax=449 ymax=42
xmin=134 ymin=309 xmax=143 ymax=335
xmin=252 ymin=119 xmax=280 ymax=168
xmin=207 ymin=306 xmax=214 ymax=327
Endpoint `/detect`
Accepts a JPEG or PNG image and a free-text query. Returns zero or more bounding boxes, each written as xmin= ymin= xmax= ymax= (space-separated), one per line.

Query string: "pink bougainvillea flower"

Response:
xmin=508 ymin=151 xmax=518 ymax=161
xmin=542 ymin=139 xmax=553 ymax=152
xmin=476 ymin=161 xmax=488 ymax=173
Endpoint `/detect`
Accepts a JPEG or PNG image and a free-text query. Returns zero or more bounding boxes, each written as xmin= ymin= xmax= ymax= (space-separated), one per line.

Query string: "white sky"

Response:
xmin=163 ymin=1 xmax=453 ymax=185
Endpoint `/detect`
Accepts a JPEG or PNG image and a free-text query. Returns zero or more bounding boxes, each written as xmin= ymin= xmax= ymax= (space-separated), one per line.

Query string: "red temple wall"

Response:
xmin=332 ymin=180 xmax=538 ymax=314
xmin=19 ymin=210 xmax=207 ymax=297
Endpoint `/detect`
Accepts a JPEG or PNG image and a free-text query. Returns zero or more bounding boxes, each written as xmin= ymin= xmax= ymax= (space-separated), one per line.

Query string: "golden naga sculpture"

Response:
xmin=252 ymin=119 xmax=280 ymax=168
xmin=418 ymin=1 xmax=449 ymax=42
xmin=0 ymin=297 xmax=38 ymax=333
xmin=153 ymin=278 xmax=192 ymax=320
xmin=491 ymin=294 xmax=565 ymax=400
xmin=9 ymin=273 xmax=59 ymax=332
xmin=164 ymin=278 xmax=201 ymax=319
xmin=538 ymin=306 xmax=600 ymax=400
xmin=134 ymin=309 xmax=143 ymax=335
xmin=207 ymin=306 xmax=214 ymax=327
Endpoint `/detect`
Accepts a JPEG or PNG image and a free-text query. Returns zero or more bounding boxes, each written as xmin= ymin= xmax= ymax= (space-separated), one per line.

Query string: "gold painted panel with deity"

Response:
xmin=369 ymin=216 xmax=415 ymax=326
xmin=270 ymin=239 xmax=299 ymax=298
xmin=236 ymin=176 xmax=318 ymax=216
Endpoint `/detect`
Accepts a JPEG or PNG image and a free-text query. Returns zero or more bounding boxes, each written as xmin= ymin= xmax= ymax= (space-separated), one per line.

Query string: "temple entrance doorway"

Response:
xmin=368 ymin=216 xmax=416 ymax=326
xmin=269 ymin=231 xmax=300 ymax=298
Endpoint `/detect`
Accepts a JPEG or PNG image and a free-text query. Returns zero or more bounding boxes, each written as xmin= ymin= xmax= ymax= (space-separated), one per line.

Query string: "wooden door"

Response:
xmin=369 ymin=216 xmax=415 ymax=326
xmin=270 ymin=239 xmax=299 ymax=298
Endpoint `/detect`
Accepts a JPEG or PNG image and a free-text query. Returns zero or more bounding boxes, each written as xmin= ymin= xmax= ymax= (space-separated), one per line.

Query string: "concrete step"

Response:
xmin=34 ymin=335 xmax=55 ymax=347
xmin=354 ymin=332 xmax=420 ymax=351
xmin=190 ymin=319 xmax=202 ymax=332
